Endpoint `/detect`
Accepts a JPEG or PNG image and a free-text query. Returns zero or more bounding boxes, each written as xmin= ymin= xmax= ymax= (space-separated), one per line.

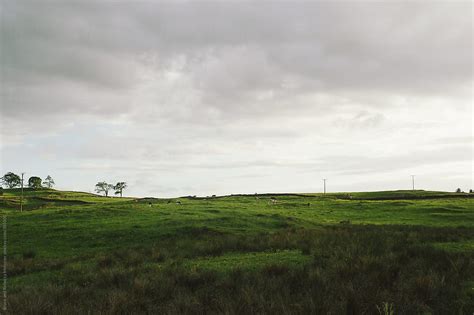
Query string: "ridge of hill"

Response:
xmin=1 ymin=188 xmax=471 ymax=211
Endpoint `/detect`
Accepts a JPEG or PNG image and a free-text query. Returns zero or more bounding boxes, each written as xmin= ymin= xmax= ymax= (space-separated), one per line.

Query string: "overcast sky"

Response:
xmin=0 ymin=1 xmax=472 ymax=197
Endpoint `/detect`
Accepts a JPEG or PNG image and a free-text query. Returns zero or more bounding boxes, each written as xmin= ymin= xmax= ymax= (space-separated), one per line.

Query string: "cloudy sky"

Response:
xmin=0 ymin=1 xmax=472 ymax=197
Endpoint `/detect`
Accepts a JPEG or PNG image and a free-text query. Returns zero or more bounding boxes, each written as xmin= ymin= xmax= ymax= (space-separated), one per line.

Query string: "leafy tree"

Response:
xmin=42 ymin=175 xmax=55 ymax=188
xmin=455 ymin=188 xmax=462 ymax=193
xmin=28 ymin=176 xmax=42 ymax=189
xmin=95 ymin=182 xmax=113 ymax=197
xmin=113 ymin=182 xmax=127 ymax=197
xmin=0 ymin=187 xmax=3 ymax=196
xmin=1 ymin=172 xmax=21 ymax=188
xmin=470 ymin=189 xmax=473 ymax=194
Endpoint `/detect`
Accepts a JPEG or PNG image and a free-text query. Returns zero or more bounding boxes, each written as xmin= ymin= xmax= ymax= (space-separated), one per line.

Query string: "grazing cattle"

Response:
xmin=270 ymin=197 xmax=277 ymax=205
xmin=176 ymin=201 xmax=182 ymax=205
xmin=148 ymin=202 xmax=152 ymax=207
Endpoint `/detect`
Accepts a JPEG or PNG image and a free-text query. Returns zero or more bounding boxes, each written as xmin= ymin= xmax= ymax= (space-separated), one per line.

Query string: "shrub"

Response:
xmin=22 ymin=250 xmax=36 ymax=259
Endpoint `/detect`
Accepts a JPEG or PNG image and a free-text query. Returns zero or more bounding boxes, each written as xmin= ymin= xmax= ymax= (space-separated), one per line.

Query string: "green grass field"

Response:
xmin=1 ymin=188 xmax=473 ymax=314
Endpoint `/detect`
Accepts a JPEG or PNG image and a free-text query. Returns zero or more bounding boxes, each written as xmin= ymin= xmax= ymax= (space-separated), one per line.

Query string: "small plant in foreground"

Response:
xmin=377 ymin=302 xmax=395 ymax=315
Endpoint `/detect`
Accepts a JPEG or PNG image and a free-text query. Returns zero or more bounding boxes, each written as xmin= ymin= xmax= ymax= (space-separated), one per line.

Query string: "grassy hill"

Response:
xmin=1 ymin=188 xmax=473 ymax=313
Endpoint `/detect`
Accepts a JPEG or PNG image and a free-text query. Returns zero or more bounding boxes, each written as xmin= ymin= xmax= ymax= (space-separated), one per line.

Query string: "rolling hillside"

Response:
xmin=1 ymin=188 xmax=473 ymax=313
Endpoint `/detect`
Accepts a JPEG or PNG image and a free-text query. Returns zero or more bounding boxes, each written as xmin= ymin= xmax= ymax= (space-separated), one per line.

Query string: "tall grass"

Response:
xmin=8 ymin=225 xmax=474 ymax=314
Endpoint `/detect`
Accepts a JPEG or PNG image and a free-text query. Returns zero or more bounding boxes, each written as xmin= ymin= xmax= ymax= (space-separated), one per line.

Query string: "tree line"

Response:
xmin=1 ymin=172 xmax=55 ymax=189
xmin=95 ymin=181 xmax=127 ymax=197
xmin=1 ymin=172 xmax=128 ymax=198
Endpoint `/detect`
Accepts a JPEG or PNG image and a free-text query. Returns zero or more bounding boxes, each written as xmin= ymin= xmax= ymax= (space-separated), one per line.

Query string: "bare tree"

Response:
xmin=95 ymin=182 xmax=113 ymax=197
xmin=43 ymin=175 xmax=55 ymax=188
xmin=113 ymin=182 xmax=127 ymax=197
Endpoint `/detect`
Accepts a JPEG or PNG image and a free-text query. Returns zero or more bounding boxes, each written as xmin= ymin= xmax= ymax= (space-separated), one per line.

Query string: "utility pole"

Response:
xmin=20 ymin=172 xmax=25 ymax=212
xmin=411 ymin=175 xmax=415 ymax=191
xmin=323 ymin=179 xmax=327 ymax=195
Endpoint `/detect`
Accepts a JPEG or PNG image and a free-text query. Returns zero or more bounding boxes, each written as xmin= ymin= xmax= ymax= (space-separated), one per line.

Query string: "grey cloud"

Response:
xmin=317 ymin=145 xmax=472 ymax=176
xmin=2 ymin=2 xmax=471 ymax=123
xmin=1 ymin=1 xmax=472 ymax=195
xmin=433 ymin=137 xmax=474 ymax=145
xmin=59 ymin=157 xmax=321 ymax=175
xmin=333 ymin=111 xmax=385 ymax=129
xmin=2 ymin=2 xmax=140 ymax=86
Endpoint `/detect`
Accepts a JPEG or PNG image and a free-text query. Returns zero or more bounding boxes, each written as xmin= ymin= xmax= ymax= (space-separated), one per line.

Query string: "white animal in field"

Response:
xmin=176 ymin=201 xmax=182 ymax=205
xmin=269 ymin=197 xmax=277 ymax=205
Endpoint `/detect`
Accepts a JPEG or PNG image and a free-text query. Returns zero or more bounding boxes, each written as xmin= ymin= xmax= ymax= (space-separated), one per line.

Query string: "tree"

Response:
xmin=1 ymin=172 xmax=21 ymax=188
xmin=455 ymin=188 xmax=462 ymax=193
xmin=0 ymin=187 xmax=3 ymax=196
xmin=95 ymin=182 xmax=113 ymax=197
xmin=42 ymin=175 xmax=55 ymax=188
xmin=470 ymin=189 xmax=473 ymax=194
xmin=113 ymin=182 xmax=127 ymax=197
xmin=28 ymin=176 xmax=42 ymax=189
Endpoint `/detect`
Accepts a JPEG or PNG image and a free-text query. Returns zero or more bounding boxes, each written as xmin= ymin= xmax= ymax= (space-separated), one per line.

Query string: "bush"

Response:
xmin=22 ymin=250 xmax=36 ymax=259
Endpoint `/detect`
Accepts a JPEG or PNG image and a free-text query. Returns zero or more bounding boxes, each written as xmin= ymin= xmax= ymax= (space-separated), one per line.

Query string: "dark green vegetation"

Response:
xmin=1 ymin=188 xmax=473 ymax=314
